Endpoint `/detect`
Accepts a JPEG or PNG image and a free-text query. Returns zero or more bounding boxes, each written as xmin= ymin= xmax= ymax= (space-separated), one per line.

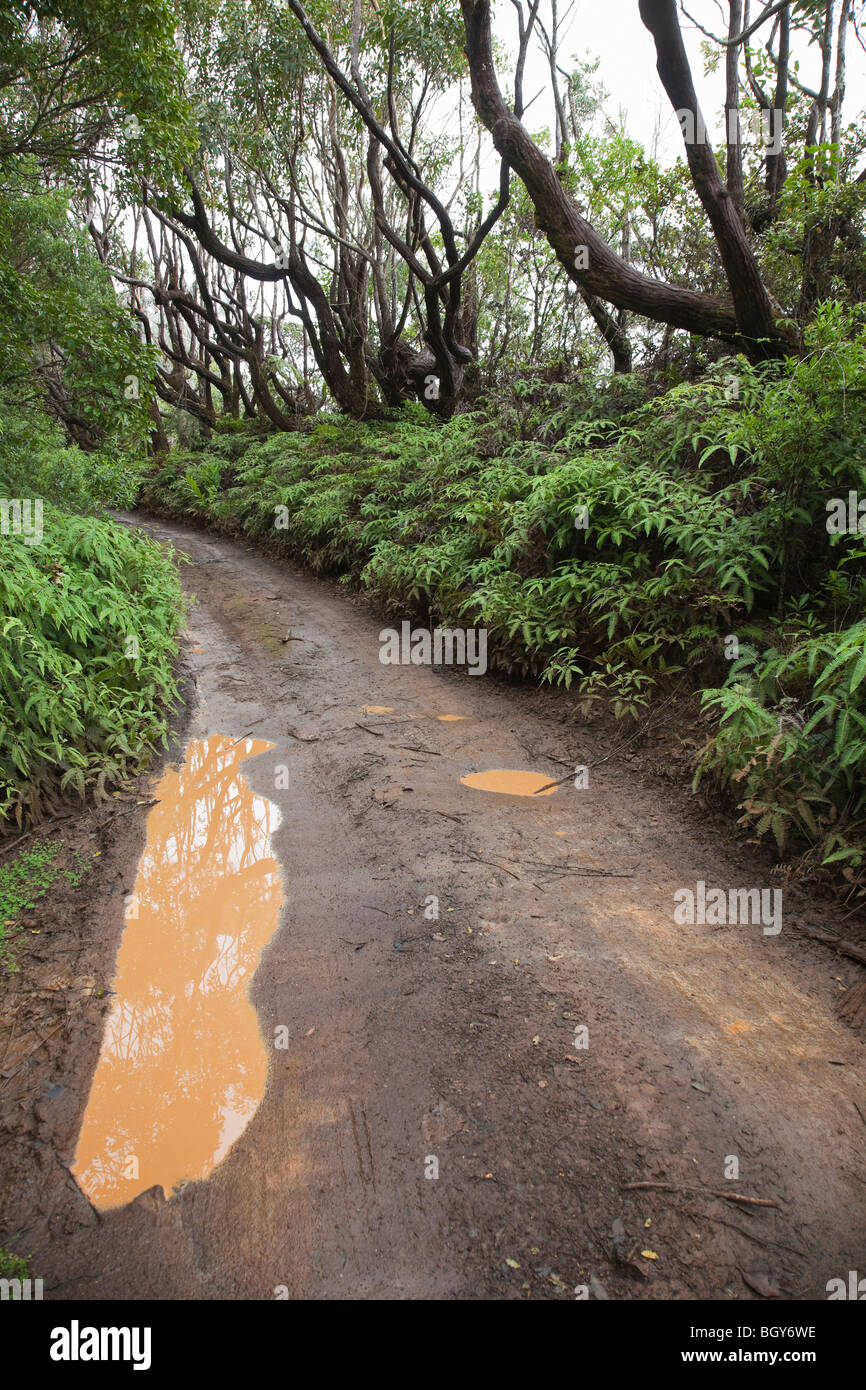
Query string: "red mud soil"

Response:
xmin=1 ymin=514 xmax=864 ymax=1300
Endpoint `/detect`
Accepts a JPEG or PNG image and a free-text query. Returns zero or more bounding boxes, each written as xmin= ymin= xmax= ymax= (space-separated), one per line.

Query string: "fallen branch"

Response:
xmin=622 ymin=1181 xmax=779 ymax=1209
xmin=231 ymin=719 xmax=268 ymax=744
xmin=546 ymin=868 xmax=634 ymax=879
xmin=794 ymin=924 xmax=866 ymax=968
xmin=0 ymin=812 xmax=76 ymax=858
xmin=0 ymin=1021 xmax=67 ymax=1089
xmin=460 ymin=853 xmax=521 ymax=880
xmin=101 ymin=798 xmax=159 ymax=825
xmin=523 ymin=859 xmax=635 ymax=879
xmin=703 ymin=1214 xmax=807 ymax=1259
xmin=533 ymin=769 xmax=581 ymax=794
xmin=533 ymin=663 xmax=706 ymax=793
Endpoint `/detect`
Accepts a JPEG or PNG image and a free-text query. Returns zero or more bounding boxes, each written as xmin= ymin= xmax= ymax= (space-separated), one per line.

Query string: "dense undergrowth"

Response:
xmin=0 ymin=413 xmax=185 ymax=827
xmin=141 ymin=305 xmax=866 ymax=894
xmin=0 ymin=166 xmax=186 ymax=831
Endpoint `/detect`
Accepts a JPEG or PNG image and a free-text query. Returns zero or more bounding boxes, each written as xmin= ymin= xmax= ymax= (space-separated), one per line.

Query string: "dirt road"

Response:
xmin=2 ymin=514 xmax=864 ymax=1300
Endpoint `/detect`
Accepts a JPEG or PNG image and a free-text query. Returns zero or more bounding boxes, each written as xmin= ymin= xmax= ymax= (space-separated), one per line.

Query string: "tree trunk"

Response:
xmin=459 ymin=0 xmax=791 ymax=360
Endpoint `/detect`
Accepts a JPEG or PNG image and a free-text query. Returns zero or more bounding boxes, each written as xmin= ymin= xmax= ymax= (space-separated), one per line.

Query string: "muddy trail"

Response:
xmin=2 ymin=513 xmax=865 ymax=1302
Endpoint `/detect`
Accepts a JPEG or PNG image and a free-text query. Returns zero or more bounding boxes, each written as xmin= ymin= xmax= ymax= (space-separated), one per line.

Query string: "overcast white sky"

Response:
xmin=493 ymin=0 xmax=866 ymax=166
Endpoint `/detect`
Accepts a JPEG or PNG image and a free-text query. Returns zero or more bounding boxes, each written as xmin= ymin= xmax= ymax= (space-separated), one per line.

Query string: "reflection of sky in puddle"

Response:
xmin=72 ymin=734 xmax=284 ymax=1210
xmin=461 ymin=770 xmax=557 ymax=797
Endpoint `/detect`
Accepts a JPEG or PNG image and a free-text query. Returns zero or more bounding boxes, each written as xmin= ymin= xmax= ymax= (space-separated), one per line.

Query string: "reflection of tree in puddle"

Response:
xmin=73 ymin=734 xmax=284 ymax=1210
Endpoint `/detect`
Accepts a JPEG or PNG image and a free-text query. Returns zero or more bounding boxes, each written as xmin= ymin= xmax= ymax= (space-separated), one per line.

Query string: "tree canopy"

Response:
xmin=1 ymin=1 xmax=864 ymax=426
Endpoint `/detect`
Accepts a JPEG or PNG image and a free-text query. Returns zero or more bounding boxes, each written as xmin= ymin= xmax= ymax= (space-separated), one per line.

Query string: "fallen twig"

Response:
xmin=460 ymin=853 xmax=521 ymax=881
xmin=231 ymin=719 xmax=268 ymax=745
xmin=1 ymin=1017 xmax=18 ymax=1069
xmin=549 ymin=868 xmax=633 ymax=879
xmin=522 ymin=859 xmax=635 ymax=879
xmin=703 ymin=1214 xmax=807 ymax=1259
xmin=0 ymin=814 xmax=75 ymax=857
xmin=533 ymin=661 xmax=706 ymax=793
xmin=533 ymin=769 xmax=581 ymax=794
xmin=101 ymin=798 xmax=159 ymax=824
xmin=0 ymin=1021 xmax=66 ymax=1089
xmin=793 ymin=924 xmax=866 ymax=968
xmin=622 ymin=1181 xmax=779 ymax=1209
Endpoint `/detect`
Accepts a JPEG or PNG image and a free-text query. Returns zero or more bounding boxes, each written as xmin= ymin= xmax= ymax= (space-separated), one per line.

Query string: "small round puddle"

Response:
xmin=460 ymin=770 xmax=557 ymax=797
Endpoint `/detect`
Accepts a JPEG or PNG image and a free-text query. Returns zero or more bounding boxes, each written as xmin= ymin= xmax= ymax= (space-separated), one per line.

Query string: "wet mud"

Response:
xmin=1 ymin=513 xmax=864 ymax=1301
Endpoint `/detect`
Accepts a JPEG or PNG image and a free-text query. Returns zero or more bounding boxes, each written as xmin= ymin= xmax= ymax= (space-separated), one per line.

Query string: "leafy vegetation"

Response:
xmin=141 ymin=302 xmax=866 ymax=893
xmin=0 ymin=167 xmax=185 ymax=830
xmin=0 ymin=836 xmax=90 ymax=971
xmin=0 ymin=1245 xmax=32 ymax=1281
xmin=0 ymin=507 xmax=185 ymax=827
xmin=1 ymin=2 xmax=864 ymax=903
xmin=696 ymin=621 xmax=866 ymax=880
xmin=0 ymin=838 xmax=60 ymax=970
xmin=0 ymin=0 xmax=194 ymax=176
xmin=0 ymin=166 xmax=159 ymax=465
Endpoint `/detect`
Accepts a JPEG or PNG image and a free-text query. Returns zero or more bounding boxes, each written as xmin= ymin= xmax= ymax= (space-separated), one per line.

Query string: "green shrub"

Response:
xmin=138 ymin=305 xmax=866 ymax=887
xmin=696 ymin=619 xmax=866 ymax=890
xmin=0 ymin=506 xmax=185 ymax=825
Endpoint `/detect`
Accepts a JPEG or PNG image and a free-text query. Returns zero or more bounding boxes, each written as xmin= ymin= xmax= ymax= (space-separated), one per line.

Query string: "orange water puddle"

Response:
xmin=72 ymin=734 xmax=284 ymax=1211
xmin=460 ymin=770 xmax=557 ymax=797
xmin=361 ymin=705 xmax=394 ymax=715
xmin=436 ymin=715 xmax=466 ymax=722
